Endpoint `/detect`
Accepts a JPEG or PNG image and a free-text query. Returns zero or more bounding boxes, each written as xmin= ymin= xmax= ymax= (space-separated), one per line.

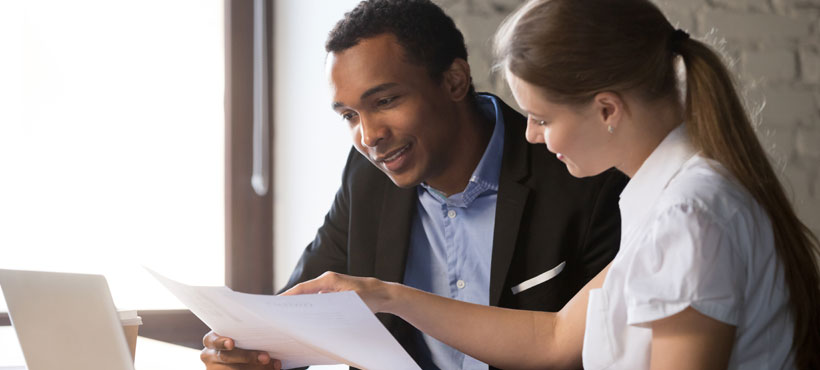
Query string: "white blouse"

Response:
xmin=581 ymin=125 xmax=795 ymax=369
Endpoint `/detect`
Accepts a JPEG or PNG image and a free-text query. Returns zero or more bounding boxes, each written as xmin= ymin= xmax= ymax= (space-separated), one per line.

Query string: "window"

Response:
xmin=0 ymin=0 xmax=224 ymax=344
xmin=1 ymin=2 xmax=362 ymax=366
xmin=272 ymin=0 xmax=359 ymax=292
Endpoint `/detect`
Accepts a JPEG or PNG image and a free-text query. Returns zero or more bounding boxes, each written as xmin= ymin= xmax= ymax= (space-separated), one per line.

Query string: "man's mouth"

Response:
xmin=376 ymin=144 xmax=411 ymax=163
xmin=374 ymin=143 xmax=412 ymax=173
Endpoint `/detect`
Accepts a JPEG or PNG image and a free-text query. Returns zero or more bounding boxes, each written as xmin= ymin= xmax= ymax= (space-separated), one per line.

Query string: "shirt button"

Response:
xmin=456 ymin=280 xmax=466 ymax=289
xmin=447 ymin=210 xmax=457 ymax=218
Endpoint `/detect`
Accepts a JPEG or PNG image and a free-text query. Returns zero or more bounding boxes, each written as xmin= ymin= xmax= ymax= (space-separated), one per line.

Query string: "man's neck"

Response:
xmin=425 ymin=103 xmax=494 ymax=197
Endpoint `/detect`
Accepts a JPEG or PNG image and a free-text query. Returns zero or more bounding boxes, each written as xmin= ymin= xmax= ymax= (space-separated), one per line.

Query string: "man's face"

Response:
xmin=328 ymin=34 xmax=461 ymax=188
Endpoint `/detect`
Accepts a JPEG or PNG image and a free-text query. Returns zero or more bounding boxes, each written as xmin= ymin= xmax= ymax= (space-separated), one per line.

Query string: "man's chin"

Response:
xmin=365 ymin=154 xmax=423 ymax=188
xmin=385 ymin=172 xmax=423 ymax=189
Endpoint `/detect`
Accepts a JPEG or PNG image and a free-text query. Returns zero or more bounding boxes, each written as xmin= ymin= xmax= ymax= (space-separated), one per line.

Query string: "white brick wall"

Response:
xmin=800 ymin=45 xmax=820 ymax=83
xmin=436 ymin=0 xmax=820 ymax=237
xmin=744 ymin=49 xmax=797 ymax=81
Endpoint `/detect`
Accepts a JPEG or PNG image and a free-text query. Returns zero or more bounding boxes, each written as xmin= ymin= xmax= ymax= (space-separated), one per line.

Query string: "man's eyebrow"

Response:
xmin=360 ymin=82 xmax=399 ymax=101
xmin=331 ymin=82 xmax=399 ymax=111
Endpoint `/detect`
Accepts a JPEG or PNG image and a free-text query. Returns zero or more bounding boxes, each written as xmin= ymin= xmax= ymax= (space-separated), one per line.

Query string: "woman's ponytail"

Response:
xmin=679 ymin=37 xmax=820 ymax=370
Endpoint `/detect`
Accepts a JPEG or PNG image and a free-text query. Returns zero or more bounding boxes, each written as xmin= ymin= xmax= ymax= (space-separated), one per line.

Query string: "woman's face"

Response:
xmin=506 ymin=70 xmax=616 ymax=178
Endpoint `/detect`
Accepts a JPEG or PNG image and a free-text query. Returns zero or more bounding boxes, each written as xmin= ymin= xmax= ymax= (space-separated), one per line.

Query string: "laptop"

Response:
xmin=0 ymin=269 xmax=135 ymax=370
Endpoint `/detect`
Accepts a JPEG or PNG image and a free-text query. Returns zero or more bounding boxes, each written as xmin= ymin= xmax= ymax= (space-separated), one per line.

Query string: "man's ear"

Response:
xmin=442 ymin=58 xmax=472 ymax=101
xmin=593 ymin=91 xmax=626 ymax=129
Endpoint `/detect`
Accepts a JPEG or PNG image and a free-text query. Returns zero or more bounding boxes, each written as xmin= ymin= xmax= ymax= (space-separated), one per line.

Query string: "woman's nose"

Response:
xmin=525 ymin=121 xmax=544 ymax=144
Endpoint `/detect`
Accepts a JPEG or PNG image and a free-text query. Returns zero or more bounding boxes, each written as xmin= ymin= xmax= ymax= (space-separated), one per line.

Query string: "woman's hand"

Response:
xmin=280 ymin=271 xmax=398 ymax=313
xmin=282 ymin=267 xmax=605 ymax=369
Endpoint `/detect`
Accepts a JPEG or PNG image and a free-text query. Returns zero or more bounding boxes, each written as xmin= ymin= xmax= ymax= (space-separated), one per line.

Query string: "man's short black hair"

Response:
xmin=326 ymin=0 xmax=476 ymax=97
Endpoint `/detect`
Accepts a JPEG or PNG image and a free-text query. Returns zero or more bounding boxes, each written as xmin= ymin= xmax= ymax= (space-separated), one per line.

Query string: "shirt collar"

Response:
xmin=420 ymin=94 xmax=505 ymax=207
xmin=619 ymin=124 xmax=697 ymax=228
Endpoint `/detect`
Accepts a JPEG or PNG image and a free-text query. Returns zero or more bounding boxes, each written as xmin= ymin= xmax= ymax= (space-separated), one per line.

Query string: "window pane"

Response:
xmin=0 ymin=0 xmax=225 ymax=311
xmin=273 ymin=0 xmax=360 ymax=291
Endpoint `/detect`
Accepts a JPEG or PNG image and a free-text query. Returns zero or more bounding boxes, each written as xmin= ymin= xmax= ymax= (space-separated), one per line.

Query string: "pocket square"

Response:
xmin=511 ymin=261 xmax=566 ymax=295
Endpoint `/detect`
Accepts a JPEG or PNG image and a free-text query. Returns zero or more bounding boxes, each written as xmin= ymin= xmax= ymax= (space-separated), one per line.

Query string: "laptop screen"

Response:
xmin=0 ymin=269 xmax=135 ymax=370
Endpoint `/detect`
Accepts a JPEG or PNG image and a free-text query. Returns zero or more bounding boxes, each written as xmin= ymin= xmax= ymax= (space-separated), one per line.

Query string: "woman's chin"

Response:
xmin=564 ymin=163 xmax=581 ymax=178
xmin=565 ymin=163 xmax=602 ymax=178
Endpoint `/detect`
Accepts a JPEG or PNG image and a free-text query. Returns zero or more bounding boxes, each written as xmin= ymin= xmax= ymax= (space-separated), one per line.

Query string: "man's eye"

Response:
xmin=376 ymin=96 xmax=396 ymax=106
xmin=341 ymin=112 xmax=358 ymax=121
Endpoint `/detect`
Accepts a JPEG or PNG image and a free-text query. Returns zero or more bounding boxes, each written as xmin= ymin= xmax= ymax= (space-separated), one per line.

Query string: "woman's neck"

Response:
xmin=614 ymin=97 xmax=684 ymax=178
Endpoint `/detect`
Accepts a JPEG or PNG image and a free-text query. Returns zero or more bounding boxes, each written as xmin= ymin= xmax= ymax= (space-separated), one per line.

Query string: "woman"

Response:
xmin=285 ymin=0 xmax=820 ymax=368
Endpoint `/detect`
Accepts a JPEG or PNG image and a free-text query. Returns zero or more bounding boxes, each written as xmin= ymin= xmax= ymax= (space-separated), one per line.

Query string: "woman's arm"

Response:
xmin=283 ymin=264 xmax=610 ymax=369
xmin=650 ymin=307 xmax=736 ymax=370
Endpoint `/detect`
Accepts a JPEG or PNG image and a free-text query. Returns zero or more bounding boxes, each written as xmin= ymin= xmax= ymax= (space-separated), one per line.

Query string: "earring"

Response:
xmin=608 ymin=125 xmax=614 ymax=134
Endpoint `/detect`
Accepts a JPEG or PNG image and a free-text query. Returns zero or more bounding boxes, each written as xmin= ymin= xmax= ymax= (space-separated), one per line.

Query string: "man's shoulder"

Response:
xmin=478 ymin=93 xmax=526 ymax=124
xmin=342 ymin=147 xmax=388 ymax=180
xmin=339 ymin=147 xmax=409 ymax=198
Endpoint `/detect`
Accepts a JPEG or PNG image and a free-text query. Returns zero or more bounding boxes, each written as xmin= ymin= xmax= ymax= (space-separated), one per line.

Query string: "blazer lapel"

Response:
xmin=374 ymin=181 xmax=416 ymax=283
xmin=373 ymin=181 xmax=417 ymax=338
xmin=490 ymin=98 xmax=531 ymax=306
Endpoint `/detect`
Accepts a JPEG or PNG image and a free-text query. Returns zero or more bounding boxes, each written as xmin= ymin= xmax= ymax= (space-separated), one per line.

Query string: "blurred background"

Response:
xmin=0 ymin=0 xmax=817 ymax=368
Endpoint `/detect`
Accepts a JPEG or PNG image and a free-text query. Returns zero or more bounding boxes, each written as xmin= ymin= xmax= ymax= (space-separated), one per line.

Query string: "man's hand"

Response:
xmin=200 ymin=331 xmax=282 ymax=370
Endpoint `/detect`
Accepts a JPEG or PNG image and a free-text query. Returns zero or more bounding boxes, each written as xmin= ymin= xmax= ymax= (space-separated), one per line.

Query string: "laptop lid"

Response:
xmin=0 ymin=269 xmax=135 ymax=370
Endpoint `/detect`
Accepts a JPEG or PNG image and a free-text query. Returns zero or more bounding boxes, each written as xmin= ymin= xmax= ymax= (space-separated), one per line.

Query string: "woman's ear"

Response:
xmin=593 ymin=91 xmax=625 ymax=129
xmin=442 ymin=58 xmax=472 ymax=101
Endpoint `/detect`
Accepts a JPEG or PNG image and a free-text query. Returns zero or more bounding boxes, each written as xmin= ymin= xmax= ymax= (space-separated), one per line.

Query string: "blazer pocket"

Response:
xmin=511 ymin=261 xmax=566 ymax=295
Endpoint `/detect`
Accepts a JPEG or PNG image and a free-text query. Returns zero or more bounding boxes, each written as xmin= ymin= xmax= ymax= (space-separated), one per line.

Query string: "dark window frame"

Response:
xmin=1 ymin=0 xmax=274 ymax=351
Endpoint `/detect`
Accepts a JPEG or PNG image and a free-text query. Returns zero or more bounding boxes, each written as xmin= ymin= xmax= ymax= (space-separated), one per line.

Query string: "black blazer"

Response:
xmin=282 ymin=95 xmax=627 ymax=369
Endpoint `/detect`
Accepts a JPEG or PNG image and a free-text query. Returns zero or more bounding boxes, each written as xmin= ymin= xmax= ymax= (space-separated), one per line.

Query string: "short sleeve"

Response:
xmin=624 ymin=201 xmax=745 ymax=327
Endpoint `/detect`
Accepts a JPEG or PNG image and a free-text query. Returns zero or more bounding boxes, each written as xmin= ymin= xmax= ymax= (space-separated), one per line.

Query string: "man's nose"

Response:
xmin=359 ymin=114 xmax=389 ymax=148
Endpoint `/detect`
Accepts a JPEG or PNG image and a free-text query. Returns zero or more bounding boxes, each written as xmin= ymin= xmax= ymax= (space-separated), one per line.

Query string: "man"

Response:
xmin=201 ymin=1 xmax=627 ymax=369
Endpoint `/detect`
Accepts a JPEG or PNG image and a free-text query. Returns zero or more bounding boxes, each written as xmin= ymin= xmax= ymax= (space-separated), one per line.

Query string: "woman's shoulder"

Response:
xmin=655 ymin=154 xmax=765 ymax=228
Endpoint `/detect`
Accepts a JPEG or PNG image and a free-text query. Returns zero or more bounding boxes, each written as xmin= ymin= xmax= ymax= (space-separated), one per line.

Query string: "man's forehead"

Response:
xmin=327 ymin=35 xmax=405 ymax=66
xmin=326 ymin=35 xmax=421 ymax=107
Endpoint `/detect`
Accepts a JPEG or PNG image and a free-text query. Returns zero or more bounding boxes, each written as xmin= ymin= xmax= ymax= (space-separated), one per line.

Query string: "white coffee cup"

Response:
xmin=118 ymin=310 xmax=143 ymax=362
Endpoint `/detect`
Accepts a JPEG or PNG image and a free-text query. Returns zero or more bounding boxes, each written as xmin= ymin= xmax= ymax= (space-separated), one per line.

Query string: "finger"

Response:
xmin=203 ymin=332 xmax=235 ymax=350
xmin=201 ymin=348 xmax=222 ymax=365
xmin=202 ymin=362 xmax=264 ymax=370
xmin=281 ymin=272 xmax=341 ymax=296
xmin=203 ymin=331 xmax=217 ymax=348
xmin=281 ymin=279 xmax=326 ymax=296
xmin=257 ymin=352 xmax=271 ymax=365
xmin=280 ymin=282 xmax=306 ymax=296
xmin=202 ymin=348 xmax=244 ymax=365
xmin=201 ymin=362 xmax=244 ymax=370
xmin=220 ymin=348 xmax=265 ymax=364
xmin=201 ymin=347 xmax=267 ymax=365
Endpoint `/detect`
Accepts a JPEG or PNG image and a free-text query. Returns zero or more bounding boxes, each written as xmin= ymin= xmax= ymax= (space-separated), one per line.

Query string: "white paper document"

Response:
xmin=147 ymin=269 xmax=420 ymax=370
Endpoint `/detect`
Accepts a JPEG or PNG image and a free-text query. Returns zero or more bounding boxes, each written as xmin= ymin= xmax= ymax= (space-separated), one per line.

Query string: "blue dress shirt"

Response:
xmin=402 ymin=95 xmax=505 ymax=370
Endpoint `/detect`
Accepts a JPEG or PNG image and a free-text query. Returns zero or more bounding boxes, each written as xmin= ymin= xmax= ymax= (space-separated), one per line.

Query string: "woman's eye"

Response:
xmin=529 ymin=116 xmax=547 ymax=126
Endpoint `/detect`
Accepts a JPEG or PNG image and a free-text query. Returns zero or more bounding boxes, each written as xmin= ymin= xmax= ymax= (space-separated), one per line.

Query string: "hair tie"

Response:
xmin=670 ymin=29 xmax=690 ymax=52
